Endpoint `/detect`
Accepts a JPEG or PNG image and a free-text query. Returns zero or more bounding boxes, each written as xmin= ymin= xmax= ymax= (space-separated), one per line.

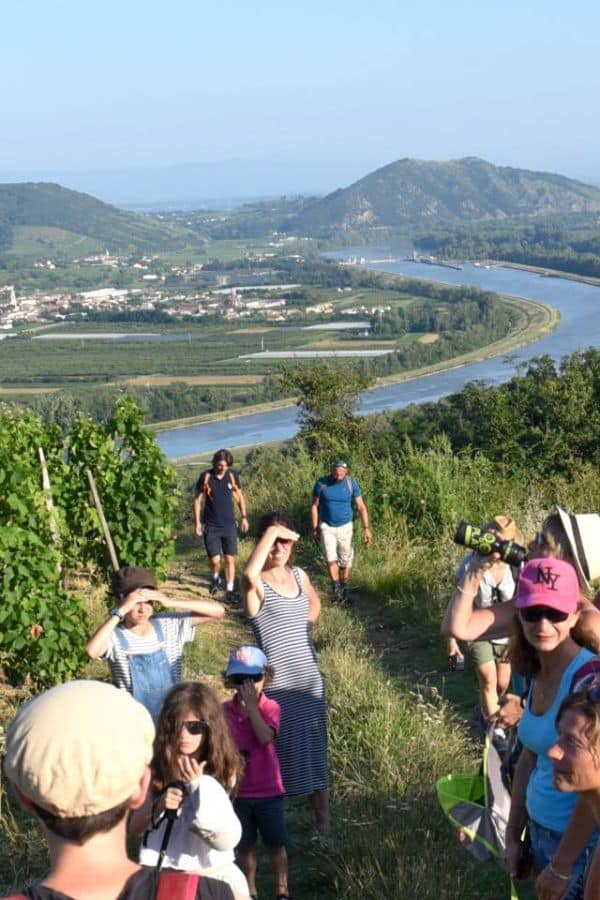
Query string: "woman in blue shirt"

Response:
xmin=445 ymin=554 xmax=600 ymax=897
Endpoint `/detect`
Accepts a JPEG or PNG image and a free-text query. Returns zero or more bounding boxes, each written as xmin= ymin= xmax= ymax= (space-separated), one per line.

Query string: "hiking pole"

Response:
xmin=86 ymin=468 xmax=120 ymax=572
xmin=155 ymin=780 xmax=187 ymax=872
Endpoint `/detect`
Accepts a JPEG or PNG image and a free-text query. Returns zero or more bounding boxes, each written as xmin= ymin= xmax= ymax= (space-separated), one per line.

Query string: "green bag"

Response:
xmin=436 ymin=731 xmax=521 ymax=899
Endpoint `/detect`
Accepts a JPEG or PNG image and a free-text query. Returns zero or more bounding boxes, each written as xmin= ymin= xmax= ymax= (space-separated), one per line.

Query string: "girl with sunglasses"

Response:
xmin=445 ymin=557 xmax=600 ymax=898
xmin=130 ymin=682 xmax=249 ymax=898
xmin=223 ymin=646 xmax=290 ymax=900
xmin=244 ymin=511 xmax=330 ymax=842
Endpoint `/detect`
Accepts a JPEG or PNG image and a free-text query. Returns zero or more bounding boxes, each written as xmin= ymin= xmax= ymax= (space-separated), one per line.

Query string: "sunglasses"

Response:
xmin=273 ymin=537 xmax=293 ymax=546
xmin=519 ymin=606 xmax=570 ymax=624
xmin=180 ymin=720 xmax=208 ymax=736
xmin=230 ymin=673 xmax=264 ymax=685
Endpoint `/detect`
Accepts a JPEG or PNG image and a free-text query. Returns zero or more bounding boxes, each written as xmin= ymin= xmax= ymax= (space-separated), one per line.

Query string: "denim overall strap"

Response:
xmin=115 ymin=620 xmax=174 ymax=722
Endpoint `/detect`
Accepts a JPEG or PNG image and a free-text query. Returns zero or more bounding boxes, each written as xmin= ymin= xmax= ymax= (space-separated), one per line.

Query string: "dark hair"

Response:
xmin=152 ymin=682 xmax=242 ymax=793
xmin=256 ymin=510 xmax=297 ymax=540
xmin=212 ymin=449 xmax=233 ymax=467
xmin=556 ymin=692 xmax=600 ymax=760
xmin=32 ymin=797 xmax=131 ymax=844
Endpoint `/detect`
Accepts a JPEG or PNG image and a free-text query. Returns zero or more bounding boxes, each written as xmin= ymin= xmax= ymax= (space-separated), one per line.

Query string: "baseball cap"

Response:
xmin=4 ymin=680 xmax=155 ymax=817
xmin=515 ymin=559 xmax=580 ymax=614
xmin=111 ymin=565 xmax=157 ymax=598
xmin=226 ymin=646 xmax=268 ymax=677
xmin=331 ymin=459 xmax=348 ymax=469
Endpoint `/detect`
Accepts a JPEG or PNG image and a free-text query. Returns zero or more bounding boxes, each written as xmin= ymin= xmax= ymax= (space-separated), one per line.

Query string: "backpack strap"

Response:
xmin=201 ymin=471 xmax=212 ymax=500
xmin=229 ymin=470 xmax=242 ymax=503
xmin=156 ymin=870 xmax=201 ymax=900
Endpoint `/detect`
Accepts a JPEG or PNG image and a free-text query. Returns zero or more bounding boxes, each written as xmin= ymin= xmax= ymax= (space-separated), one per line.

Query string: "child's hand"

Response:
xmin=163 ymin=784 xmax=185 ymax=811
xmin=178 ymin=756 xmax=206 ymax=783
xmin=239 ymin=679 xmax=259 ymax=708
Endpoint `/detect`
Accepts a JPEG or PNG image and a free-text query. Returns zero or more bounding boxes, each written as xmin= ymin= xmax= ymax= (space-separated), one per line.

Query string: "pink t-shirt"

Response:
xmin=223 ymin=693 xmax=285 ymax=798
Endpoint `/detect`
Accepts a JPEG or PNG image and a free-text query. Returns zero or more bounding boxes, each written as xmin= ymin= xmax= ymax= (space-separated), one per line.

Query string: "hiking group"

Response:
xmin=2 ymin=449 xmax=373 ymax=900
xmin=10 ymin=443 xmax=600 ymax=900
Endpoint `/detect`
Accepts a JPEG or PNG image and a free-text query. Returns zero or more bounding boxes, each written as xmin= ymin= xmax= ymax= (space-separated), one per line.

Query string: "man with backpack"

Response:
xmin=2 ymin=680 xmax=236 ymax=900
xmin=193 ymin=449 xmax=249 ymax=604
xmin=311 ymin=459 xmax=371 ymax=604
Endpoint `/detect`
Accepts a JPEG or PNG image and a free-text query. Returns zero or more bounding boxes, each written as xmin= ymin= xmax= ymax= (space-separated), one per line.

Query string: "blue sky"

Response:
xmin=2 ymin=0 xmax=599 ymax=201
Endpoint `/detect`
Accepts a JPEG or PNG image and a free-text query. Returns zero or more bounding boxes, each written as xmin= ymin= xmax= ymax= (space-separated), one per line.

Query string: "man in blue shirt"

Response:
xmin=311 ymin=459 xmax=371 ymax=604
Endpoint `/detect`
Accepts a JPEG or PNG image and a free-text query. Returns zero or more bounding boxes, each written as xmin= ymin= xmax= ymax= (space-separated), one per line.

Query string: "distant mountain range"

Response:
xmin=0 ymin=182 xmax=190 ymax=254
xmin=288 ymin=157 xmax=600 ymax=234
xmin=2 ymin=159 xmax=600 ymax=257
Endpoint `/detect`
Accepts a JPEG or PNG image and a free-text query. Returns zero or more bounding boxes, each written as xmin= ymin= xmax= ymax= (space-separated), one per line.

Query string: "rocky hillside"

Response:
xmin=288 ymin=157 xmax=600 ymax=234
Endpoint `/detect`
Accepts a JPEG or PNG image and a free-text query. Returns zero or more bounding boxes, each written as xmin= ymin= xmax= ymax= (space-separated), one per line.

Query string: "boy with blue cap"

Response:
xmin=223 ymin=646 xmax=289 ymax=900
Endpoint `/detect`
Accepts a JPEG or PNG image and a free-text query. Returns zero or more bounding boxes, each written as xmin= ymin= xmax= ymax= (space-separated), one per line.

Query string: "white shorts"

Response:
xmin=320 ymin=521 xmax=354 ymax=568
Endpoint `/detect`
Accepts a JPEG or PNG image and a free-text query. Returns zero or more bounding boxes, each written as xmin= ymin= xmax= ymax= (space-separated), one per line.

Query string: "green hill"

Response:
xmin=289 ymin=156 xmax=600 ymax=235
xmin=0 ymin=182 xmax=191 ymax=255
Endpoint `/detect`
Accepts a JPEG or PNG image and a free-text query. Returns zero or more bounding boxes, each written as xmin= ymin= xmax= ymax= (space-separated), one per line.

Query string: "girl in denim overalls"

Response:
xmin=85 ymin=565 xmax=225 ymax=722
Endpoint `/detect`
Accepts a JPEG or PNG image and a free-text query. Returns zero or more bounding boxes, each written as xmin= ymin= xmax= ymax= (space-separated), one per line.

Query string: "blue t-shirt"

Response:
xmin=313 ymin=475 xmax=361 ymax=527
xmin=518 ymin=647 xmax=597 ymax=832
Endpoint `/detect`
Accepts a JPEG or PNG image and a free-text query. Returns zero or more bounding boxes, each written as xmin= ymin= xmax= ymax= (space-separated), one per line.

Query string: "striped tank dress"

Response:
xmin=250 ymin=566 xmax=329 ymax=796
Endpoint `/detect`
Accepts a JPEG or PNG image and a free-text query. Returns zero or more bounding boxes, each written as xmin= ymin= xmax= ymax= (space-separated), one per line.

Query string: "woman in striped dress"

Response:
xmin=244 ymin=511 xmax=330 ymax=839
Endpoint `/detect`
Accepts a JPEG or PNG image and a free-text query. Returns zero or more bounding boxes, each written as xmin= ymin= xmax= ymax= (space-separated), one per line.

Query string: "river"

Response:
xmin=156 ymin=249 xmax=600 ymax=459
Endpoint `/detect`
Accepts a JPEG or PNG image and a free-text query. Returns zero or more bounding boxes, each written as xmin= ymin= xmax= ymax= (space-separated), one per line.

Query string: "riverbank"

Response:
xmin=152 ymin=288 xmax=558 ymax=445
xmin=149 ymin=397 xmax=295 ymax=433
xmin=489 ymin=260 xmax=600 ymax=288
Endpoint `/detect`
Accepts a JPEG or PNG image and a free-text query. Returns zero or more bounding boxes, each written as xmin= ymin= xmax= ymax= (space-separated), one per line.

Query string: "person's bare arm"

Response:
xmin=441 ymin=556 xmax=515 ymax=641
xmin=238 ymin=682 xmax=276 ymax=745
xmin=153 ymin=589 xmax=225 ymax=627
xmin=505 ymin=747 xmax=536 ymax=877
xmin=243 ymin=524 xmax=299 ymax=618
xmin=354 ymin=495 xmax=371 ymax=544
xmin=85 ymin=591 xmax=140 ymax=659
xmin=310 ymin=495 xmax=320 ymax=543
xmin=193 ymin=489 xmax=204 ymax=537
xmin=233 ymin=481 xmax=249 ymax=535
xmin=574 ymin=597 xmax=600 ymax=654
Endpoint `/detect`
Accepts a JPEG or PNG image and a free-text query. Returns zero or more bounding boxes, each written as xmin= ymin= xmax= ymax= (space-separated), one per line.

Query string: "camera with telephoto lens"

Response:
xmin=453 ymin=520 xmax=528 ymax=567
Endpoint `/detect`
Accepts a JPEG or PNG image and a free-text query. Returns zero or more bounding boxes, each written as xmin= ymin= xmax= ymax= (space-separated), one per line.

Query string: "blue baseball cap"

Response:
xmin=226 ymin=646 xmax=268 ymax=677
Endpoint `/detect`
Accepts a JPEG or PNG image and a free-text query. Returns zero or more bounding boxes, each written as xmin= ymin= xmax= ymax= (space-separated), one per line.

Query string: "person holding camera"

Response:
xmin=223 ymin=646 xmax=290 ymax=900
xmin=453 ymin=515 xmax=522 ymax=737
